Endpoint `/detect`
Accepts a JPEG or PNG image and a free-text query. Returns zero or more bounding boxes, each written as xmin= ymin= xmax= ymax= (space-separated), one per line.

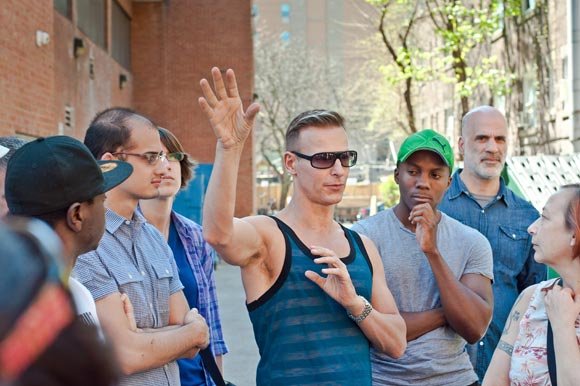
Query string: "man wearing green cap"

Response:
xmin=352 ymin=129 xmax=494 ymax=386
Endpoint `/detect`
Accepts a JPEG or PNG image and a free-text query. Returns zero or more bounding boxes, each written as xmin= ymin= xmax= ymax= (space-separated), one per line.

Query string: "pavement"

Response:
xmin=214 ymin=261 xmax=260 ymax=386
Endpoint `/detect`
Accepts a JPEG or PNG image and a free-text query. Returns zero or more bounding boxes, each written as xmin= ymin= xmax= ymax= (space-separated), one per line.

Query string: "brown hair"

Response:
xmin=158 ymin=127 xmax=197 ymax=189
xmin=285 ymin=110 xmax=345 ymax=151
xmin=562 ymin=184 xmax=580 ymax=257
xmin=84 ymin=107 xmax=157 ymax=159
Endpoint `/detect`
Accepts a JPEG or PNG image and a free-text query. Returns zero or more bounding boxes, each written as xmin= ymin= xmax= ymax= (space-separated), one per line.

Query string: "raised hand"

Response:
xmin=198 ymin=67 xmax=260 ymax=150
xmin=409 ymin=203 xmax=440 ymax=255
xmin=305 ymin=246 xmax=360 ymax=310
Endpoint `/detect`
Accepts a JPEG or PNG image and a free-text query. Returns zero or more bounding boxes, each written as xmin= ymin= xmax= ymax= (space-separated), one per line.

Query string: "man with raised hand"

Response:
xmin=199 ymin=67 xmax=406 ymax=386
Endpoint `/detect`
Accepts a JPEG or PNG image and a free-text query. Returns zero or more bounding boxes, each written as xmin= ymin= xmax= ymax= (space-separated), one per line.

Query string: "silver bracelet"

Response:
xmin=347 ymin=295 xmax=373 ymax=324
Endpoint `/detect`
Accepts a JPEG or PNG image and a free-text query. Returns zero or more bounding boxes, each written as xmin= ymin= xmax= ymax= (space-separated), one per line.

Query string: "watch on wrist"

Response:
xmin=347 ymin=295 xmax=373 ymax=324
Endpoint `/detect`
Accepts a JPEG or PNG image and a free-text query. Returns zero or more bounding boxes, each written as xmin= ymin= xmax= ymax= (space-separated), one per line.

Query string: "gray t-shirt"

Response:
xmin=352 ymin=208 xmax=493 ymax=386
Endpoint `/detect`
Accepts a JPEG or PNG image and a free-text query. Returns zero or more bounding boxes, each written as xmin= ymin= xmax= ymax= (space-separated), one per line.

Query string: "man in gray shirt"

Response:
xmin=353 ymin=129 xmax=494 ymax=386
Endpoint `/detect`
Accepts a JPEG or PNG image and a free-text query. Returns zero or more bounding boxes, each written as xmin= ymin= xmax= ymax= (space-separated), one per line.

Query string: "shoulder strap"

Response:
xmin=200 ymin=348 xmax=227 ymax=386
xmin=346 ymin=227 xmax=373 ymax=276
xmin=547 ymin=320 xmax=557 ymax=386
xmin=546 ymin=278 xmax=561 ymax=386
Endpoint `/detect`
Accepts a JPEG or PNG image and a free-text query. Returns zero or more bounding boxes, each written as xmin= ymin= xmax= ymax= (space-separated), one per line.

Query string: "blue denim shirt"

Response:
xmin=438 ymin=169 xmax=546 ymax=381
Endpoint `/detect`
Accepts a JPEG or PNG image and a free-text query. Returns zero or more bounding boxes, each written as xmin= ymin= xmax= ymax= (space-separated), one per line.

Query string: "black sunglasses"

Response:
xmin=291 ymin=150 xmax=357 ymax=169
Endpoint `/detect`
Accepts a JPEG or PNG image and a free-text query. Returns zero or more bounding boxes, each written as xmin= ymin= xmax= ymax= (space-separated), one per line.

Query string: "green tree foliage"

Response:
xmin=379 ymin=174 xmax=400 ymax=208
xmin=369 ymin=0 xmax=520 ymax=130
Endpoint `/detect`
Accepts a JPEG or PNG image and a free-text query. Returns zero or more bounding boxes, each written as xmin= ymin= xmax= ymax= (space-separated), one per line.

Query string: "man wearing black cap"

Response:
xmin=352 ymin=130 xmax=494 ymax=386
xmin=5 ymin=135 xmax=133 ymax=330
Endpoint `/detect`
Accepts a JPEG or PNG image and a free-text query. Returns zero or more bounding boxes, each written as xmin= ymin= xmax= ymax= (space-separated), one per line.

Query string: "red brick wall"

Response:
xmin=0 ymin=0 xmax=56 ymax=137
xmin=53 ymin=3 xmax=133 ymax=141
xmin=132 ymin=0 xmax=255 ymax=216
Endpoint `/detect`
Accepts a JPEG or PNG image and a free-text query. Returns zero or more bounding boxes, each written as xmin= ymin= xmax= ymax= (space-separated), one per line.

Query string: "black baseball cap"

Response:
xmin=5 ymin=136 xmax=133 ymax=216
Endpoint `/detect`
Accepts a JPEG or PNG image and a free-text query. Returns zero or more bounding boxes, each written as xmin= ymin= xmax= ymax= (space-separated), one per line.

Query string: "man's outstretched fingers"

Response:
xmin=199 ymin=78 xmax=218 ymax=108
xmin=211 ymin=67 xmax=228 ymax=100
xmin=226 ymin=69 xmax=240 ymax=98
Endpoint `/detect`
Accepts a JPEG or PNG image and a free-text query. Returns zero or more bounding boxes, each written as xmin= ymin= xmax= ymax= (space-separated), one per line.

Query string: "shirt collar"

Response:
xmin=105 ymin=207 xmax=146 ymax=233
xmin=448 ymin=169 xmax=511 ymax=206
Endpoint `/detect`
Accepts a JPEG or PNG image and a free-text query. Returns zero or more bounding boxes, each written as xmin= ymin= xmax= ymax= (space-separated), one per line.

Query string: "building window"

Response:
xmin=496 ymin=1 xmax=505 ymax=32
xmin=77 ymin=0 xmax=106 ymax=48
xmin=54 ymin=0 xmax=71 ymax=19
xmin=281 ymin=31 xmax=290 ymax=44
xmin=281 ymin=3 xmax=290 ymax=23
xmin=494 ymin=94 xmax=506 ymax=115
xmin=522 ymin=77 xmax=537 ymax=128
xmin=444 ymin=108 xmax=454 ymax=140
xmin=112 ymin=1 xmax=131 ymax=70
xmin=522 ymin=0 xmax=535 ymax=12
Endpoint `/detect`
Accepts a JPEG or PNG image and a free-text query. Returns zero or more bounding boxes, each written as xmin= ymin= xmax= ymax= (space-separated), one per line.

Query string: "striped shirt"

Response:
xmin=248 ymin=217 xmax=373 ymax=386
xmin=72 ymin=208 xmax=183 ymax=386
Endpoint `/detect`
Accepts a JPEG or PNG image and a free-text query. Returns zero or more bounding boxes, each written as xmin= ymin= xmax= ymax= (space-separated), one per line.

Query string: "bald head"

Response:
xmin=462 ymin=106 xmax=506 ymax=136
xmin=459 ymin=105 xmax=508 ymax=182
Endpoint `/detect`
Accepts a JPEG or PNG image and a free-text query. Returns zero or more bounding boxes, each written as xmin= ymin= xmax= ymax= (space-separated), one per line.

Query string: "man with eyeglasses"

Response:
xmin=352 ymin=130 xmax=494 ymax=386
xmin=72 ymin=107 xmax=210 ymax=386
xmin=199 ymin=67 xmax=406 ymax=385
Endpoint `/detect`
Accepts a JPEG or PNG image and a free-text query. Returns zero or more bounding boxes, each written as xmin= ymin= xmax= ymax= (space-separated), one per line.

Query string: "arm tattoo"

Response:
xmin=497 ymin=340 xmax=514 ymax=356
xmin=502 ymin=291 xmax=526 ymax=335
xmin=502 ymin=310 xmax=521 ymax=335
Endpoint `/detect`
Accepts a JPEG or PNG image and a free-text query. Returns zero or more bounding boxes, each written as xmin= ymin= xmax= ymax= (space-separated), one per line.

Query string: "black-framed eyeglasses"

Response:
xmin=112 ymin=151 xmax=167 ymax=165
xmin=291 ymin=150 xmax=357 ymax=169
xmin=167 ymin=152 xmax=185 ymax=162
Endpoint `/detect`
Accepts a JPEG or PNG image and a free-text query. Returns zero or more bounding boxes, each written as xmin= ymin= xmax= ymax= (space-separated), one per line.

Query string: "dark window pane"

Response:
xmin=77 ymin=0 xmax=106 ymax=48
xmin=112 ymin=1 xmax=131 ymax=69
xmin=54 ymin=0 xmax=71 ymax=19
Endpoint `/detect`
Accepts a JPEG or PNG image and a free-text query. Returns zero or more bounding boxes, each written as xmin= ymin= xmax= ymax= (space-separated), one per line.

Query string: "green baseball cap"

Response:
xmin=397 ymin=129 xmax=454 ymax=170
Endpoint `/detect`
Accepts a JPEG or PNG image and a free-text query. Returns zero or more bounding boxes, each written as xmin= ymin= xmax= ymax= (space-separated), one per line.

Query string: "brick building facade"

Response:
xmin=0 ymin=0 xmax=255 ymax=216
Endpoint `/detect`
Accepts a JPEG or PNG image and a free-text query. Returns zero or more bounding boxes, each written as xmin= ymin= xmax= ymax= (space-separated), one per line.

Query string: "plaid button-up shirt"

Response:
xmin=171 ymin=211 xmax=228 ymax=385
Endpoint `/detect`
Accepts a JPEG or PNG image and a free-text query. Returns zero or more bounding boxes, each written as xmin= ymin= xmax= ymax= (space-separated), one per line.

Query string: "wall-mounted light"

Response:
xmin=36 ymin=30 xmax=50 ymax=47
xmin=73 ymin=37 xmax=86 ymax=58
xmin=119 ymin=73 xmax=128 ymax=89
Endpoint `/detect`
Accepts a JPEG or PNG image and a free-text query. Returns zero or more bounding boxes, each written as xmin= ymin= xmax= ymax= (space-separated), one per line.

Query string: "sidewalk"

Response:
xmin=214 ymin=262 xmax=259 ymax=386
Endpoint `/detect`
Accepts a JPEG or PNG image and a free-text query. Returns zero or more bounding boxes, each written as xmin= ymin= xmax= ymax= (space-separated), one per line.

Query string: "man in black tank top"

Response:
xmin=198 ymin=67 xmax=407 ymax=385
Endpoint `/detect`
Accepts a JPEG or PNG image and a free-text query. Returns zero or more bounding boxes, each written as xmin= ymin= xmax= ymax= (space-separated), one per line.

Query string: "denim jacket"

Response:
xmin=438 ymin=169 xmax=546 ymax=381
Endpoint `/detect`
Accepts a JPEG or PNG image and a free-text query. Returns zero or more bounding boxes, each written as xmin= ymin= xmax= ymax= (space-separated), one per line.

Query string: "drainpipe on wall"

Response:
xmin=571 ymin=0 xmax=580 ymax=151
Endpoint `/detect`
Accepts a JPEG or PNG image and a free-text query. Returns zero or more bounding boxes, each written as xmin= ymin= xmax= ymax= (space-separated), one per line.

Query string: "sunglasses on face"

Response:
xmin=291 ymin=150 xmax=357 ymax=169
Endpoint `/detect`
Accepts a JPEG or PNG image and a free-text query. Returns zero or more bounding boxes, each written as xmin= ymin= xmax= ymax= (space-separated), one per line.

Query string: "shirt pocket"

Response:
xmin=109 ymin=265 xmax=149 ymax=326
xmin=151 ymin=259 xmax=174 ymax=324
xmin=497 ymin=225 xmax=530 ymax=272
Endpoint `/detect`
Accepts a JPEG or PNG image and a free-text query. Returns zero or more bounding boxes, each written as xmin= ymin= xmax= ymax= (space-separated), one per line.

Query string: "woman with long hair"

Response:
xmin=483 ymin=184 xmax=580 ymax=385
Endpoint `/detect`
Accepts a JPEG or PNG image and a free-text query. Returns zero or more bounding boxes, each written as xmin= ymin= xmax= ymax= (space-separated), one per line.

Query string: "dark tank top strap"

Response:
xmin=342 ymin=225 xmax=374 ymax=276
xmin=246 ymin=216 xmax=292 ymax=312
